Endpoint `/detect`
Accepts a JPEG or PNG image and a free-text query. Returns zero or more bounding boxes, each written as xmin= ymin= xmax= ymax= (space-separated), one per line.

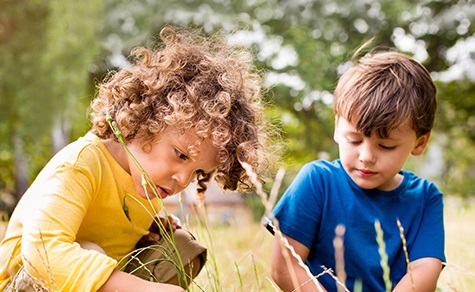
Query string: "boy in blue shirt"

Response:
xmin=270 ymin=50 xmax=445 ymax=291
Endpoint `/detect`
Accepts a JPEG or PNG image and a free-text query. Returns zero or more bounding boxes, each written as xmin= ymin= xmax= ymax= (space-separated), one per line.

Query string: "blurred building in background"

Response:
xmin=162 ymin=180 xmax=254 ymax=226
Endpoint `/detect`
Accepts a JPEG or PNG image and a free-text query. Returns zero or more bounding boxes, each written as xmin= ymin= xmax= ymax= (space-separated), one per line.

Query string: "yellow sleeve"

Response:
xmin=1 ymin=134 xmax=159 ymax=291
xmin=21 ymin=161 xmax=116 ymax=291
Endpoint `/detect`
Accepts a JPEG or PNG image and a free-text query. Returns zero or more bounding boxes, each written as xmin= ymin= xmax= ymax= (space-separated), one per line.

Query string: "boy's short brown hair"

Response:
xmin=90 ymin=26 xmax=275 ymax=194
xmin=333 ymin=51 xmax=437 ymax=138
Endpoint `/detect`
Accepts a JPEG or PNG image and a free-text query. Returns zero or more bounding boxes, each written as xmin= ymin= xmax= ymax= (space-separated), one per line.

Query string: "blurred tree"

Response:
xmin=237 ymin=0 xmax=475 ymax=176
xmin=0 ymin=0 xmax=50 ymax=197
xmin=95 ymin=0 xmax=475 ymax=164
xmin=0 ymin=0 xmax=102 ymax=199
xmin=436 ymin=79 xmax=475 ymax=196
xmin=1 ymin=0 xmax=474 ymax=199
xmin=43 ymin=1 xmax=103 ymax=153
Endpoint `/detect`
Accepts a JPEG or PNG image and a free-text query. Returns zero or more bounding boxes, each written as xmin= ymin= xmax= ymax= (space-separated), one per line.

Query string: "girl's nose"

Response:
xmin=172 ymin=169 xmax=196 ymax=189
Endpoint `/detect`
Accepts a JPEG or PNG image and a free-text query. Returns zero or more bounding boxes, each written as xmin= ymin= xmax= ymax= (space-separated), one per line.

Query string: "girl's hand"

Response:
xmin=160 ymin=214 xmax=183 ymax=231
xmin=137 ymin=214 xmax=182 ymax=246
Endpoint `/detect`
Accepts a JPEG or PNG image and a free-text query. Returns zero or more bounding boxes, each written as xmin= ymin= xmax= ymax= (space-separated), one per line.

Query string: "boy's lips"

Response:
xmin=357 ymin=169 xmax=377 ymax=177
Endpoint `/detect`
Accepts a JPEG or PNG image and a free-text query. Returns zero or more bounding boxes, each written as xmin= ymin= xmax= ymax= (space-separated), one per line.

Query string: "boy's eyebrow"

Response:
xmin=343 ymin=128 xmax=362 ymax=135
xmin=344 ymin=129 xmax=402 ymax=141
xmin=382 ymin=135 xmax=399 ymax=140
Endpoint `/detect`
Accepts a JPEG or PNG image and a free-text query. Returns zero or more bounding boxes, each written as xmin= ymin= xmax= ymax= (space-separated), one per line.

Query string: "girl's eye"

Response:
xmin=175 ymin=149 xmax=189 ymax=160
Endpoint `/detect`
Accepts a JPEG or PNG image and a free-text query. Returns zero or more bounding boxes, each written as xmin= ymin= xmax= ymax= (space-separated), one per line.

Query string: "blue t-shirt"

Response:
xmin=272 ymin=159 xmax=445 ymax=291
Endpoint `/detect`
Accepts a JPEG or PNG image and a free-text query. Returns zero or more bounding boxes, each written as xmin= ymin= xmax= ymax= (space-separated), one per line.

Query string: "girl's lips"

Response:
xmin=156 ymin=186 xmax=170 ymax=199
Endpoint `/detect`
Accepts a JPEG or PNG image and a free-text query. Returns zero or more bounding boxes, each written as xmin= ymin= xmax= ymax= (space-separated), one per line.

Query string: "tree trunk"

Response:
xmin=51 ymin=115 xmax=71 ymax=154
xmin=13 ymin=133 xmax=28 ymax=199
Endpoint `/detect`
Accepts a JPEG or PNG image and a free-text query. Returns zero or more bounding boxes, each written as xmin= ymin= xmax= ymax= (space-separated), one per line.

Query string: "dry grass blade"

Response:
xmin=442 ymin=262 xmax=475 ymax=279
xmin=240 ymin=161 xmax=324 ymax=291
xmin=271 ymin=220 xmax=325 ymax=292
xmin=266 ymin=167 xmax=286 ymax=216
xmin=333 ymin=224 xmax=349 ymax=292
xmin=320 ymin=266 xmax=349 ymax=292
xmin=374 ymin=220 xmax=392 ymax=292
xmin=397 ymin=219 xmax=414 ymax=292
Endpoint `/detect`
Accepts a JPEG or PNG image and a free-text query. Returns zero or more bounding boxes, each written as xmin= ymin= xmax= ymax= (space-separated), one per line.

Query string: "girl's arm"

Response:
xmin=80 ymin=240 xmax=186 ymax=292
xmin=270 ymin=234 xmax=327 ymax=292
xmin=98 ymin=270 xmax=185 ymax=292
xmin=393 ymin=257 xmax=443 ymax=292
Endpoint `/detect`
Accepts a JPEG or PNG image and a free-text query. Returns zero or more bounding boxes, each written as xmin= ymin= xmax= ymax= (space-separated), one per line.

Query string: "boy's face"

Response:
xmin=334 ymin=117 xmax=430 ymax=191
xmin=126 ymin=127 xmax=218 ymax=199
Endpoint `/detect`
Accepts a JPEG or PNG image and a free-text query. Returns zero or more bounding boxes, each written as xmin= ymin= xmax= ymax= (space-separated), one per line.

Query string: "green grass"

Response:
xmin=187 ymin=195 xmax=475 ymax=291
xmin=437 ymin=197 xmax=475 ymax=291
xmin=1 ymin=196 xmax=474 ymax=291
xmin=189 ymin=223 xmax=274 ymax=291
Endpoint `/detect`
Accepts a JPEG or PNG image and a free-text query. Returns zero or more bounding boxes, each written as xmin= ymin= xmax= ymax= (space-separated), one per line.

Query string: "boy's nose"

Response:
xmin=359 ymin=144 xmax=376 ymax=164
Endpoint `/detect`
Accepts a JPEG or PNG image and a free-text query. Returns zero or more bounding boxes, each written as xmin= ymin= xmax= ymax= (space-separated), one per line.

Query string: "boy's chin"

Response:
xmin=350 ymin=177 xmax=380 ymax=190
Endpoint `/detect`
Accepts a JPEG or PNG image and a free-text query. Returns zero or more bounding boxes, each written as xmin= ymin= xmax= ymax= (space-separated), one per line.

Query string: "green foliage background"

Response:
xmin=1 ymin=0 xmax=475 ymax=210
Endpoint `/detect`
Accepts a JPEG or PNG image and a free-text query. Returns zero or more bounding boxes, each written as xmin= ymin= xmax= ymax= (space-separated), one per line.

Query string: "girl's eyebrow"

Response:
xmin=175 ymin=141 xmax=193 ymax=159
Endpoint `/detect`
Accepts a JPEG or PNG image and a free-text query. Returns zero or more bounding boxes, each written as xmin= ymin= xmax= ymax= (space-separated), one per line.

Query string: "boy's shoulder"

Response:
xmin=399 ymin=168 xmax=442 ymax=194
xmin=301 ymin=160 xmax=441 ymax=197
xmin=293 ymin=159 xmax=350 ymax=187
xmin=301 ymin=159 xmax=346 ymax=177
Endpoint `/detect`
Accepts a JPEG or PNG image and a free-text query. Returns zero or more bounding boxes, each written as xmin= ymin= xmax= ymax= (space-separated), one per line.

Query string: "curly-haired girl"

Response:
xmin=0 ymin=26 xmax=275 ymax=292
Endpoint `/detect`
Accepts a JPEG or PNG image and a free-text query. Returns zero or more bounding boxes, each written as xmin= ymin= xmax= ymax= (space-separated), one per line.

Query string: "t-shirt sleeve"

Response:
xmin=271 ymin=162 xmax=325 ymax=248
xmin=21 ymin=161 xmax=116 ymax=291
xmin=408 ymin=183 xmax=445 ymax=263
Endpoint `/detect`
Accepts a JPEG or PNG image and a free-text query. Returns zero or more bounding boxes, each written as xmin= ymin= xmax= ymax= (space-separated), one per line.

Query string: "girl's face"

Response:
xmin=125 ymin=127 xmax=218 ymax=199
xmin=334 ymin=117 xmax=430 ymax=191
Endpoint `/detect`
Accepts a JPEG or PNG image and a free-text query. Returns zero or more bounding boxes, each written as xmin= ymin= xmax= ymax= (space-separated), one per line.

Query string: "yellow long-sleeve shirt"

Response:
xmin=0 ymin=132 xmax=161 ymax=291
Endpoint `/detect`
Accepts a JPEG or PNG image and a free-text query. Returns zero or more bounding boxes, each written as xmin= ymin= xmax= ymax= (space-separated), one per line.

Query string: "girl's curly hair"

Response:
xmin=90 ymin=26 xmax=275 ymax=195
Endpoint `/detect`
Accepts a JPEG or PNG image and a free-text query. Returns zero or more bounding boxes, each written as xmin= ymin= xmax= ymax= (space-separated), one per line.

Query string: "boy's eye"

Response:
xmin=380 ymin=144 xmax=396 ymax=150
xmin=175 ymin=149 xmax=189 ymax=160
xmin=348 ymin=140 xmax=361 ymax=145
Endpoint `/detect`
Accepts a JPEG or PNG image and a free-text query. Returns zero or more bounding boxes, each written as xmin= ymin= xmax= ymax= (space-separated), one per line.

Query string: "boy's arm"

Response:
xmin=270 ymin=234 xmax=327 ymax=292
xmin=393 ymin=257 xmax=443 ymax=292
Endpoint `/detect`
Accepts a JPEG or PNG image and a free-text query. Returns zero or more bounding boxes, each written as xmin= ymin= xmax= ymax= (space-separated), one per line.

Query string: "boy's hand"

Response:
xmin=137 ymin=214 xmax=182 ymax=247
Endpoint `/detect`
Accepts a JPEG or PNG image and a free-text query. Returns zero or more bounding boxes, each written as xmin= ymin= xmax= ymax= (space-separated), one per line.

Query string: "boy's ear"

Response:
xmin=412 ymin=132 xmax=431 ymax=156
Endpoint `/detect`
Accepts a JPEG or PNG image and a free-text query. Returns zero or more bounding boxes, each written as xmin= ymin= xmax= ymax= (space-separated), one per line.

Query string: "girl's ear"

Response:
xmin=412 ymin=132 xmax=431 ymax=156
